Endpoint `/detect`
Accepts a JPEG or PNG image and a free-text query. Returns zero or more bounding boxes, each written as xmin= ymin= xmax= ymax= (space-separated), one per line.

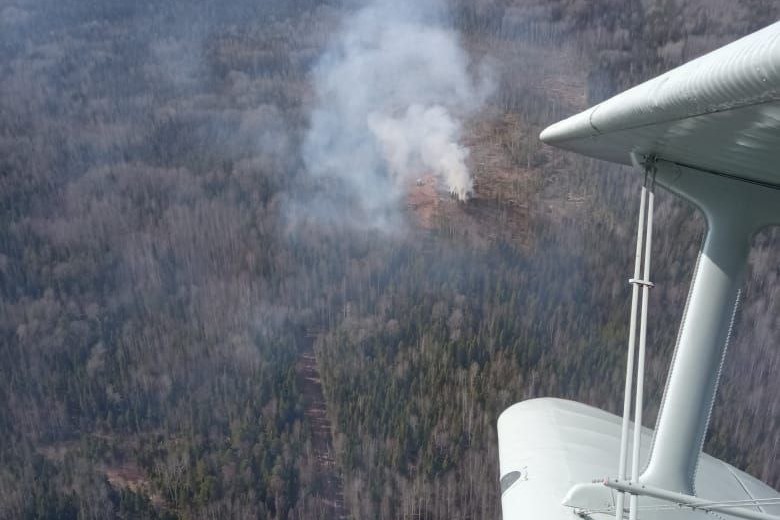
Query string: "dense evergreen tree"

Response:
xmin=0 ymin=0 xmax=776 ymax=518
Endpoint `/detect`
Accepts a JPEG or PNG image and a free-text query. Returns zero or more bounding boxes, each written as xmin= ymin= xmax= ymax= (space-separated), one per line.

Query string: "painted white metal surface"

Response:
xmin=497 ymin=398 xmax=780 ymax=520
xmin=615 ymin=180 xmax=649 ymax=520
xmin=540 ymin=22 xmax=780 ymax=187
xmin=605 ymin=479 xmax=780 ymax=520
xmin=507 ymin=20 xmax=780 ymax=520
xmin=629 ymin=175 xmax=653 ymax=520
xmin=640 ymin=162 xmax=780 ymax=494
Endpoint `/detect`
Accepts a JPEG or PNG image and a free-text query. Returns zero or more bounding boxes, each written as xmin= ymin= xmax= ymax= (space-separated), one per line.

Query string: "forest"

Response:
xmin=0 ymin=0 xmax=777 ymax=518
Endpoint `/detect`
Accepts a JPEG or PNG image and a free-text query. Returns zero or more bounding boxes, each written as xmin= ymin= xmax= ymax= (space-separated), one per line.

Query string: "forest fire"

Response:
xmin=406 ymin=174 xmax=442 ymax=229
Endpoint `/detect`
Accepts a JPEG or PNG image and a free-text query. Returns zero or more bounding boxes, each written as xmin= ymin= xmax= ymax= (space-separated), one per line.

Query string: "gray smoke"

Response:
xmin=301 ymin=0 xmax=491 ymax=230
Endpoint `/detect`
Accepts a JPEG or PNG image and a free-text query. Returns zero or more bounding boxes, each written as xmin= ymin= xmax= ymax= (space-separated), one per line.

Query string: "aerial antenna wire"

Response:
xmin=629 ymin=161 xmax=656 ymax=520
xmin=616 ymin=156 xmax=656 ymax=520
xmin=614 ymin=168 xmax=649 ymax=520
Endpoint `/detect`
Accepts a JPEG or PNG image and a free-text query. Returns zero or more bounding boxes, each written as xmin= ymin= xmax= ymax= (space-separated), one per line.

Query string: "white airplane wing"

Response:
xmin=499 ymin=21 xmax=780 ymax=520
xmin=498 ymin=399 xmax=780 ymax=519
xmin=540 ymin=22 xmax=780 ymax=188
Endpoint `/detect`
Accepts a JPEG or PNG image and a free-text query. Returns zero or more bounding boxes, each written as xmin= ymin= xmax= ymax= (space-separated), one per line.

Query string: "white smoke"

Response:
xmin=301 ymin=0 xmax=491 ymax=230
xmin=367 ymin=104 xmax=473 ymax=200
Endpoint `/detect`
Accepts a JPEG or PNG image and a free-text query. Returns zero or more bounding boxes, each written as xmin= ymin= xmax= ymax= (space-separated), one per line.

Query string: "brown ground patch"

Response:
xmin=296 ymin=344 xmax=349 ymax=519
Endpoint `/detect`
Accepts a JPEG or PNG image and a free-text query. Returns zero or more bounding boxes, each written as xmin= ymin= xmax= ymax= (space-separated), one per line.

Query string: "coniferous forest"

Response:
xmin=0 ymin=0 xmax=777 ymax=518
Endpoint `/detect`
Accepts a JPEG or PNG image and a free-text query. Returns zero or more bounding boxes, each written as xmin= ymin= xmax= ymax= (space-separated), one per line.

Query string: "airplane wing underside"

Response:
xmin=540 ymin=22 xmax=780 ymax=188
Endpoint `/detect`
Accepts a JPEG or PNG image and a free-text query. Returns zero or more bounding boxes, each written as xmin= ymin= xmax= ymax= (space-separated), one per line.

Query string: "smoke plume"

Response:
xmin=301 ymin=0 xmax=491 ymax=230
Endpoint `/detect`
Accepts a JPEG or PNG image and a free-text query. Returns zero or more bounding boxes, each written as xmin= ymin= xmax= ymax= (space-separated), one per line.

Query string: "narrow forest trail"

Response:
xmin=296 ymin=344 xmax=349 ymax=519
